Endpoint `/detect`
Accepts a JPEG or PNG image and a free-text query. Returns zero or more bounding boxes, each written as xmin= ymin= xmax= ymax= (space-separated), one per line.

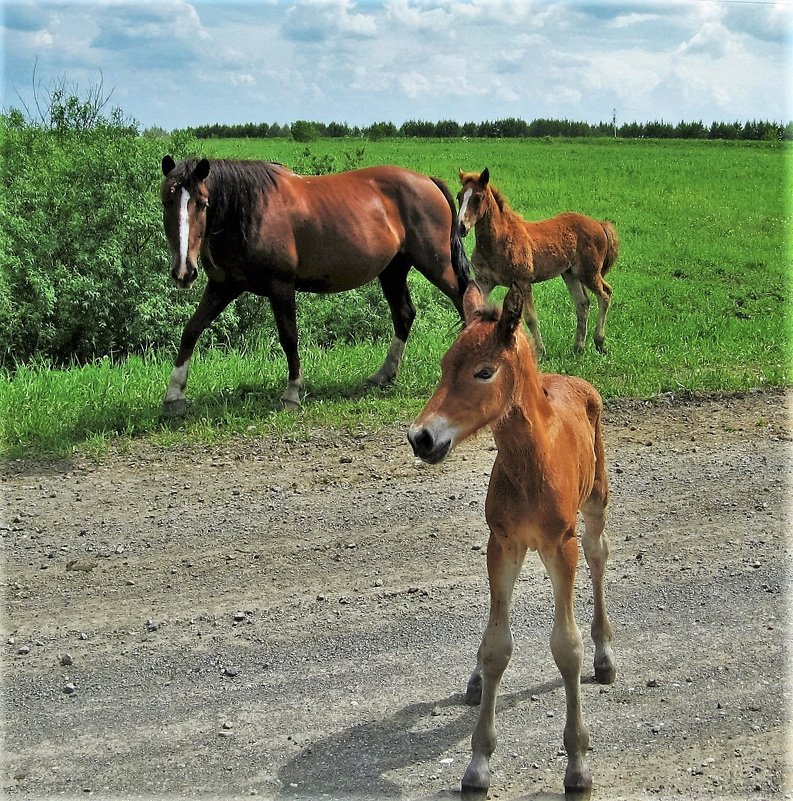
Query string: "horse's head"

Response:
xmin=160 ymin=155 xmax=211 ymax=289
xmin=456 ymin=167 xmax=491 ymax=237
xmin=408 ymin=281 xmax=528 ymax=464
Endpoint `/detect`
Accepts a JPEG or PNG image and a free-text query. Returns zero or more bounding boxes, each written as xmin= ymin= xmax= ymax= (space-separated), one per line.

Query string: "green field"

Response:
xmin=2 ymin=137 xmax=789 ymax=457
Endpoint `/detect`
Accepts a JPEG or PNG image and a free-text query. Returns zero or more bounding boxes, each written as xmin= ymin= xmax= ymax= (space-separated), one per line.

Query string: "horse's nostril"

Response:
xmin=412 ymin=428 xmax=434 ymax=456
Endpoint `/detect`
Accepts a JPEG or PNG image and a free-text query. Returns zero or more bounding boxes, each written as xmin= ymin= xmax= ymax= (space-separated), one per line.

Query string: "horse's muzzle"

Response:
xmin=171 ymin=265 xmax=198 ymax=289
xmin=458 ymin=221 xmax=469 ymax=238
xmin=408 ymin=424 xmax=452 ymax=465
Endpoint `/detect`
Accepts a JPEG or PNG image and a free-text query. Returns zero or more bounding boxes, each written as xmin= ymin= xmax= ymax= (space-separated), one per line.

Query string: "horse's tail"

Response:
xmin=600 ymin=220 xmax=619 ymax=275
xmin=431 ymin=176 xmax=472 ymax=293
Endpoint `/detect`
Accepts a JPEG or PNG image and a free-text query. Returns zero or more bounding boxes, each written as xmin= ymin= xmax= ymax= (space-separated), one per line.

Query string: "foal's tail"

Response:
xmin=432 ymin=177 xmax=472 ymax=293
xmin=600 ymin=221 xmax=619 ymax=275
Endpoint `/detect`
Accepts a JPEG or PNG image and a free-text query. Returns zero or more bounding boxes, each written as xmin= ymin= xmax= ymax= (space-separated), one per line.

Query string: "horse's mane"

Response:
xmin=488 ymin=184 xmax=512 ymax=214
xmin=175 ymin=158 xmax=291 ymax=243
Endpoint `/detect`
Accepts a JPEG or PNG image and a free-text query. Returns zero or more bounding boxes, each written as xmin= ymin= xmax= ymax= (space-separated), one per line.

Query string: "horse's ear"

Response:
xmin=193 ymin=158 xmax=211 ymax=182
xmin=458 ymin=168 xmax=465 ymax=183
xmin=463 ymin=282 xmax=484 ymax=323
xmin=162 ymin=155 xmax=176 ymax=176
xmin=498 ymin=282 xmax=523 ymax=345
xmin=480 ymin=167 xmax=489 ymax=187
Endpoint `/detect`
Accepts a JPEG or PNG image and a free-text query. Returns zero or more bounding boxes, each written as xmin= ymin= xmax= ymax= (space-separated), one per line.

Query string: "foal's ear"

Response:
xmin=498 ymin=282 xmax=523 ymax=345
xmin=463 ymin=282 xmax=485 ymax=322
xmin=479 ymin=167 xmax=490 ymax=187
xmin=193 ymin=158 xmax=211 ymax=182
xmin=162 ymin=155 xmax=176 ymax=176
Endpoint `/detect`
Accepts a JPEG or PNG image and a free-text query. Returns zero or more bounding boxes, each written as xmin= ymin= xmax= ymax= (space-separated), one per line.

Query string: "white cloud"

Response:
xmin=2 ymin=0 xmax=788 ymax=129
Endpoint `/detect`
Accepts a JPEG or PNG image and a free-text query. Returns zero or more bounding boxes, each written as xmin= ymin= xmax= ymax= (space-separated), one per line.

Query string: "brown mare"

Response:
xmin=457 ymin=168 xmax=618 ymax=356
xmin=159 ymin=156 xmax=470 ymax=412
xmin=408 ymin=282 xmax=616 ymax=798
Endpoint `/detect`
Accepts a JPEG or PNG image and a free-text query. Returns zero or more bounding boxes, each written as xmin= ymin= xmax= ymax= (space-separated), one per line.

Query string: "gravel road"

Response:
xmin=2 ymin=389 xmax=790 ymax=801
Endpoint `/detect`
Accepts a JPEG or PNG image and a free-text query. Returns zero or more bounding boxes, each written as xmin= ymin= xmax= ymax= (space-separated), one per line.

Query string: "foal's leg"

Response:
xmin=462 ymin=532 xmax=527 ymax=792
xmin=268 ymin=280 xmax=303 ymax=410
xmin=561 ymin=271 xmax=590 ymax=355
xmin=542 ymin=534 xmax=591 ymax=796
xmin=163 ymin=280 xmax=242 ymax=416
xmin=367 ymin=258 xmax=415 ymax=387
xmin=581 ymin=418 xmax=616 ymax=684
xmin=584 ymin=275 xmax=613 ymax=354
xmin=520 ymin=284 xmax=546 ymax=358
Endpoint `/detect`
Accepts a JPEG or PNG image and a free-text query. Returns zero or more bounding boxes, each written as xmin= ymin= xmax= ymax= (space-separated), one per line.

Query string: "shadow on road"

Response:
xmin=277 ymin=678 xmax=565 ymax=800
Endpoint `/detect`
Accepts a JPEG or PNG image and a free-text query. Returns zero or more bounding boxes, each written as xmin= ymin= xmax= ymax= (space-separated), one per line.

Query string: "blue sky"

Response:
xmin=2 ymin=0 xmax=791 ymax=131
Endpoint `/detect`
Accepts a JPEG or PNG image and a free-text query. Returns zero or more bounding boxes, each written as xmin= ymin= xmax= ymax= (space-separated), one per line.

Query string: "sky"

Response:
xmin=2 ymin=0 xmax=791 ymax=132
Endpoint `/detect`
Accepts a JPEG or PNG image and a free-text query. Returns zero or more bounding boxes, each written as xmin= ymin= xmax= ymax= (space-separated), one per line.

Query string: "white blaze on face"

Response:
xmin=458 ymin=187 xmax=473 ymax=225
xmin=178 ymin=187 xmax=190 ymax=268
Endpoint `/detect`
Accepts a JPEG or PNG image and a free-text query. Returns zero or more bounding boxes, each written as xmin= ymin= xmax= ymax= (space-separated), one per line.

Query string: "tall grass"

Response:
xmin=1 ymin=138 xmax=789 ymax=458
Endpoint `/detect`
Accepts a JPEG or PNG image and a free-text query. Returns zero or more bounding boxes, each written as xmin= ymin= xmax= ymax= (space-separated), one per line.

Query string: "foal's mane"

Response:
xmin=487 ymin=184 xmax=512 ymax=215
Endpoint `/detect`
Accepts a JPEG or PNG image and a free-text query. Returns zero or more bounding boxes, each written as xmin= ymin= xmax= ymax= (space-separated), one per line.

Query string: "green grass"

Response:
xmin=2 ymin=138 xmax=789 ymax=458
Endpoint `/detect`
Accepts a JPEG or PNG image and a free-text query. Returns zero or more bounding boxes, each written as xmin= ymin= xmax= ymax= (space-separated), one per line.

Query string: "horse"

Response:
xmin=159 ymin=155 xmax=471 ymax=412
xmin=408 ymin=281 xmax=616 ymax=798
xmin=457 ymin=168 xmax=618 ymax=357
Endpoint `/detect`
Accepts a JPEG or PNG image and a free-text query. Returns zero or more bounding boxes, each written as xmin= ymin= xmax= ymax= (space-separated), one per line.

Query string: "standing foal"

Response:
xmin=408 ymin=282 xmax=616 ymax=797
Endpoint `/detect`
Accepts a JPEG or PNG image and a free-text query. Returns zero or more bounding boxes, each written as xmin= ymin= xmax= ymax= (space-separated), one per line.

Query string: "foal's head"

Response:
xmin=456 ymin=167 xmax=492 ymax=237
xmin=408 ymin=282 xmax=530 ymax=464
xmin=161 ymin=155 xmax=211 ymax=289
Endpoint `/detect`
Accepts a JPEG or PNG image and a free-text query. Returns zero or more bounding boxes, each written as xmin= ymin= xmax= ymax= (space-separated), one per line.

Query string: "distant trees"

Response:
xmin=184 ymin=117 xmax=791 ymax=141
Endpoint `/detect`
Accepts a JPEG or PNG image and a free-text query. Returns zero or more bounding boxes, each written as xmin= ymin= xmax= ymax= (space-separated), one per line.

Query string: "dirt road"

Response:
xmin=2 ymin=389 xmax=790 ymax=801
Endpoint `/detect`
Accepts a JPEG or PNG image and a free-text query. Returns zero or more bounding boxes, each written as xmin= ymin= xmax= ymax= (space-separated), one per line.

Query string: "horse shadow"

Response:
xmin=275 ymin=679 xmax=565 ymax=801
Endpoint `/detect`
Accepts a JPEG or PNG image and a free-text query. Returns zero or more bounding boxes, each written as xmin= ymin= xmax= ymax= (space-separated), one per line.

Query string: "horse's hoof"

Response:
xmin=462 ymin=759 xmax=490 ymax=794
xmin=365 ymin=372 xmax=394 ymax=388
xmin=465 ymin=673 xmax=482 ymax=706
xmin=564 ymin=762 xmax=592 ymax=798
xmin=595 ymin=660 xmax=616 ymax=685
xmin=162 ymin=398 xmax=187 ymax=417
xmin=281 ymin=398 xmax=301 ymax=411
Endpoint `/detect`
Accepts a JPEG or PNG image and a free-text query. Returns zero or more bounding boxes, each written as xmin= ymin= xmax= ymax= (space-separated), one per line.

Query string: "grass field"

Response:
xmin=1 ymin=137 xmax=789 ymax=457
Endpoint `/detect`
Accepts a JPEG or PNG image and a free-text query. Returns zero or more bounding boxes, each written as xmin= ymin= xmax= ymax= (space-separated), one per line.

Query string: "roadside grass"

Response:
xmin=2 ymin=138 xmax=789 ymax=458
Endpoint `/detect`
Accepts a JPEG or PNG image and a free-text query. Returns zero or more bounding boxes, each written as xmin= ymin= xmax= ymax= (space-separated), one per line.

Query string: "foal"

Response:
xmin=408 ymin=282 xmax=616 ymax=797
xmin=458 ymin=168 xmax=618 ymax=356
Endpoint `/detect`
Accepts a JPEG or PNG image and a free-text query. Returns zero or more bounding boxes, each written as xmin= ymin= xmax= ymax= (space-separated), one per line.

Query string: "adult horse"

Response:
xmin=409 ymin=281 xmax=616 ymax=798
xmin=457 ymin=168 xmax=618 ymax=356
xmin=159 ymin=156 xmax=470 ymax=412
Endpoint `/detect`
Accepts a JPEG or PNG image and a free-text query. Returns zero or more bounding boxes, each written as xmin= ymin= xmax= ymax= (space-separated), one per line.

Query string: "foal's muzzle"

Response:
xmin=458 ymin=220 xmax=469 ymax=238
xmin=408 ymin=424 xmax=452 ymax=465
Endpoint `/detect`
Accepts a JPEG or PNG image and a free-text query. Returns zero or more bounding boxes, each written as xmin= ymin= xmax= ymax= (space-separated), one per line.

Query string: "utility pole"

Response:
xmin=612 ymin=108 xmax=617 ymax=138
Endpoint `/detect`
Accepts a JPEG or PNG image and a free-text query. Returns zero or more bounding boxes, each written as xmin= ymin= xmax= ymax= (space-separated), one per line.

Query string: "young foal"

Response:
xmin=408 ymin=282 xmax=616 ymax=797
xmin=457 ymin=168 xmax=618 ymax=356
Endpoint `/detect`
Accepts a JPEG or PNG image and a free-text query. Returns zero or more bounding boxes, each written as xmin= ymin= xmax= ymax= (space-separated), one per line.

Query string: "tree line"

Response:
xmin=184 ymin=117 xmax=792 ymax=142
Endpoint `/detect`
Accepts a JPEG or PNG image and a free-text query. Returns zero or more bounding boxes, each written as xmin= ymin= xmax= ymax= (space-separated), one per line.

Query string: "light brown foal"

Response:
xmin=457 ymin=168 xmax=618 ymax=356
xmin=408 ymin=282 xmax=616 ymax=798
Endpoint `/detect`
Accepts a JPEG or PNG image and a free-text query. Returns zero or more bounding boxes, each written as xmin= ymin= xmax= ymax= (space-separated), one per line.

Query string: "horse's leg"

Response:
xmin=268 ymin=280 xmax=303 ymax=410
xmin=561 ymin=271 xmax=591 ymax=355
xmin=541 ymin=533 xmax=591 ymax=796
xmin=366 ymin=257 xmax=414 ymax=387
xmin=520 ymin=284 xmax=546 ymax=358
xmin=462 ymin=531 xmax=527 ymax=792
xmin=585 ymin=274 xmax=613 ymax=354
xmin=581 ymin=417 xmax=616 ymax=685
xmin=163 ymin=280 xmax=242 ymax=416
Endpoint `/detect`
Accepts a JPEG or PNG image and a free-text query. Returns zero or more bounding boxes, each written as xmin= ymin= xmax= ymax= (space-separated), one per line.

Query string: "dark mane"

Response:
xmin=174 ymin=158 xmax=292 ymax=244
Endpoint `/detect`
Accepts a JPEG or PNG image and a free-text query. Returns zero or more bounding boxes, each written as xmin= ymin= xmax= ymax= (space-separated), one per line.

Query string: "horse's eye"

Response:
xmin=474 ymin=367 xmax=496 ymax=381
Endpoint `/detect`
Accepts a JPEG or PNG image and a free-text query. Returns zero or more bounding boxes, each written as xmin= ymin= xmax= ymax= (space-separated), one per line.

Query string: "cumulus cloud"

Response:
xmin=282 ymin=0 xmax=377 ymax=42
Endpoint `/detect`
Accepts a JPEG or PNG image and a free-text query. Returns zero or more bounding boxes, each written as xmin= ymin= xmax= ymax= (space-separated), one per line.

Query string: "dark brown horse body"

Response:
xmin=457 ymin=168 xmax=618 ymax=356
xmin=160 ymin=156 xmax=470 ymax=411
